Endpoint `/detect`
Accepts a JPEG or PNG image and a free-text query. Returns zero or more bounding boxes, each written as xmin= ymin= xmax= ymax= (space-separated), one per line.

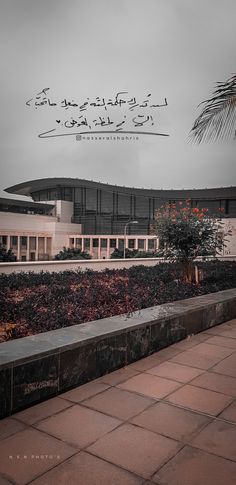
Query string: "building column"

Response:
xmin=35 ymin=237 xmax=39 ymax=260
xmin=26 ymin=236 xmax=30 ymax=261
xmin=6 ymin=235 xmax=10 ymax=251
xmin=17 ymin=236 xmax=20 ymax=261
xmin=144 ymin=238 xmax=148 ymax=251
xmin=89 ymin=238 xmax=93 ymax=257
xmin=107 ymin=238 xmax=110 ymax=259
xmin=98 ymin=238 xmax=101 ymax=259
xmin=81 ymin=238 xmax=85 ymax=252
xmin=116 ymin=238 xmax=119 ymax=249
xmin=134 ymin=238 xmax=138 ymax=250
xmin=44 ymin=237 xmax=47 ymax=258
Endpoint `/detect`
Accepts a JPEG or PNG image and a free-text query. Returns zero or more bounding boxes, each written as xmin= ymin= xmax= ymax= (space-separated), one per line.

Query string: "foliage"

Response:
xmin=0 ymin=261 xmax=236 ymax=342
xmin=111 ymin=248 xmax=163 ymax=259
xmin=54 ymin=247 xmax=91 ymax=260
xmin=190 ymin=74 xmax=236 ymax=143
xmin=152 ymin=200 xmax=231 ymax=281
xmin=0 ymin=244 xmax=16 ymax=262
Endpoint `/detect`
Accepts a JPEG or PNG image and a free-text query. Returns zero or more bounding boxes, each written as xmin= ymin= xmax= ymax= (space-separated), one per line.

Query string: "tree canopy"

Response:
xmin=190 ymin=74 xmax=236 ymax=143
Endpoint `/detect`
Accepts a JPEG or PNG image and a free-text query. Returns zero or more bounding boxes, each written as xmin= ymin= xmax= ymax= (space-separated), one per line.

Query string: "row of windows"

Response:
xmin=72 ymin=237 xmax=155 ymax=250
xmin=32 ymin=187 xmax=236 ymax=218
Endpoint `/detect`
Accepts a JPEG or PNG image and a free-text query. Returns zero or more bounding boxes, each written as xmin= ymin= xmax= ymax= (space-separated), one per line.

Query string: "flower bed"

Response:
xmin=0 ymin=261 xmax=236 ymax=342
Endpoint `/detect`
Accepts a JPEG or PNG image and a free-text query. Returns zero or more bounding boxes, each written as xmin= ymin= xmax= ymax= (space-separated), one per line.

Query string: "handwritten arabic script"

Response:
xmin=26 ymin=88 xmax=169 ymax=138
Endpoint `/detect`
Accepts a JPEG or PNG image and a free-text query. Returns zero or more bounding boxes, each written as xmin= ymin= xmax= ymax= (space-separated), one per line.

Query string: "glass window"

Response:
xmin=75 ymin=238 xmax=82 ymax=248
xmin=138 ymin=239 xmax=145 ymax=250
xmin=128 ymin=239 xmax=135 ymax=249
xmin=0 ymin=235 xmax=7 ymax=245
xmin=110 ymin=239 xmax=117 ymax=248
xmin=21 ymin=236 xmax=27 ymax=247
xmin=48 ymin=189 xmax=58 ymax=200
xmin=135 ymin=196 xmax=149 ymax=217
xmin=117 ymin=194 xmax=131 ymax=215
xmin=84 ymin=238 xmax=91 ymax=249
xmin=148 ymin=239 xmax=155 ymax=250
xmin=74 ymin=188 xmax=82 ymax=203
xmin=101 ymin=191 xmax=113 ymax=213
xmin=10 ymin=236 xmax=18 ymax=247
xmin=92 ymin=238 xmax=99 ymax=248
xmin=101 ymin=238 xmax=107 ymax=248
xmin=228 ymin=200 xmax=236 ymax=215
xmin=86 ymin=188 xmax=97 ymax=211
xmin=64 ymin=187 xmax=72 ymax=201
xmin=29 ymin=237 xmax=36 ymax=250
xmin=118 ymin=239 xmax=124 ymax=250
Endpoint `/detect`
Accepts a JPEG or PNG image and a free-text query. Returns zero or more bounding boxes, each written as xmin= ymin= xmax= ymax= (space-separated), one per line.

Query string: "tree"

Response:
xmin=152 ymin=201 xmax=230 ymax=282
xmin=190 ymin=74 xmax=236 ymax=143
xmin=54 ymin=247 xmax=91 ymax=260
xmin=0 ymin=244 xmax=17 ymax=262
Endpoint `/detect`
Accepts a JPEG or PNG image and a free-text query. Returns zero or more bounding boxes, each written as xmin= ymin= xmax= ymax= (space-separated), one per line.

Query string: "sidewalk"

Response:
xmin=0 ymin=319 xmax=236 ymax=484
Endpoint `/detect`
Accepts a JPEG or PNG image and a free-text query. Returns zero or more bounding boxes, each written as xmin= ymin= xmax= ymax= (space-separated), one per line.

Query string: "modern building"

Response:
xmin=0 ymin=177 xmax=236 ymax=260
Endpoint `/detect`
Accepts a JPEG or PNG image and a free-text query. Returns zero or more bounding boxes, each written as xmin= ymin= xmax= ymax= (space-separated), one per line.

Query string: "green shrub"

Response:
xmin=54 ymin=247 xmax=91 ymax=260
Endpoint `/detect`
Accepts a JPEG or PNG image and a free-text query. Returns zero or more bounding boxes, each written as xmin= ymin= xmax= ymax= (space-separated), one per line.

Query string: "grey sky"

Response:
xmin=0 ymin=0 xmax=236 ymax=199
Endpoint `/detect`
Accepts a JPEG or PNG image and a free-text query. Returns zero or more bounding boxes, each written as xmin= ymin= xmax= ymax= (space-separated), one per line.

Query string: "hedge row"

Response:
xmin=0 ymin=261 xmax=235 ymax=342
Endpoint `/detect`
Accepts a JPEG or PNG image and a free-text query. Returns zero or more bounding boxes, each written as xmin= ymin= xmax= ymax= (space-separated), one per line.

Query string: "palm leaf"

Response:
xmin=190 ymin=74 xmax=236 ymax=143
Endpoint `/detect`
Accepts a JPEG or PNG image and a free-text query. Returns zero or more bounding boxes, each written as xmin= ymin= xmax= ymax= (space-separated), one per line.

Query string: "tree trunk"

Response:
xmin=182 ymin=260 xmax=195 ymax=283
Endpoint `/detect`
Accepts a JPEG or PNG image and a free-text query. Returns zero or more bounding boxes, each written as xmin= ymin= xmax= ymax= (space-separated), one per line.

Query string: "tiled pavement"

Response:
xmin=1 ymin=320 xmax=236 ymax=484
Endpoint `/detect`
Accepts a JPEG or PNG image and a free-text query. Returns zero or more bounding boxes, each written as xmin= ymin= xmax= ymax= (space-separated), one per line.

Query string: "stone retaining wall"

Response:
xmin=0 ymin=288 xmax=236 ymax=419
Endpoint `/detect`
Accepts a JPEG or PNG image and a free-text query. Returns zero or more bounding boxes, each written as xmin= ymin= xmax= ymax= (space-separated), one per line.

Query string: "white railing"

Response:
xmin=0 ymin=255 xmax=236 ymax=274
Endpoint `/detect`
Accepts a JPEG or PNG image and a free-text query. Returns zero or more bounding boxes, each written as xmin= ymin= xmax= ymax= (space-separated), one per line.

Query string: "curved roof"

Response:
xmin=5 ymin=177 xmax=236 ymax=200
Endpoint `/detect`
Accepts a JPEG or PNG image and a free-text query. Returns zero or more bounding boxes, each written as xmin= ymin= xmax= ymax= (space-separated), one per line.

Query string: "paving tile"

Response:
xmin=219 ymin=400 xmax=236 ymax=423
xmin=154 ymin=346 xmax=183 ymax=361
xmin=30 ymin=451 xmax=143 ymax=485
xmin=131 ymin=402 xmax=211 ymax=442
xmin=59 ymin=380 xmax=110 ymax=403
xmin=35 ymin=404 xmax=121 ymax=448
xmin=0 ymin=428 xmax=76 ymax=485
xmin=166 ymin=384 xmax=232 ymax=416
xmin=13 ymin=396 xmax=72 ymax=425
xmin=83 ymin=387 xmax=154 ymax=420
xmin=190 ymin=371 xmax=236 ymax=397
xmin=171 ymin=335 xmax=209 ymax=351
xmin=170 ymin=350 xmax=224 ymax=370
xmin=99 ymin=367 xmax=140 ymax=385
xmin=128 ymin=356 xmax=163 ymax=371
xmin=218 ymin=319 xmax=236 ymax=327
xmin=147 ymin=361 xmax=203 ymax=383
xmin=204 ymin=327 xmax=226 ymax=336
xmin=211 ymin=353 xmax=236 ymax=377
xmin=118 ymin=373 xmax=182 ymax=399
xmin=0 ymin=417 xmax=26 ymax=441
xmin=87 ymin=423 xmax=181 ymax=479
xmin=153 ymin=445 xmax=236 ymax=485
xmin=143 ymin=482 xmax=157 ymax=485
xmin=190 ymin=342 xmax=234 ymax=359
xmin=220 ymin=329 xmax=236 ymax=339
xmin=191 ymin=420 xmax=236 ymax=461
xmin=206 ymin=335 xmax=236 ymax=350
xmin=0 ymin=476 xmax=12 ymax=485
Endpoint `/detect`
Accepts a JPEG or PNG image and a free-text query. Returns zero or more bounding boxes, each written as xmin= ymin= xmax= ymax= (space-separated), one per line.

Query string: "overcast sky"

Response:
xmin=0 ymin=0 xmax=236 ymax=199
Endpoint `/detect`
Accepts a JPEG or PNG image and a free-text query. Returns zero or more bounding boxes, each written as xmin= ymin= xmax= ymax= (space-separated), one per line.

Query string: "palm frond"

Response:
xmin=190 ymin=74 xmax=236 ymax=143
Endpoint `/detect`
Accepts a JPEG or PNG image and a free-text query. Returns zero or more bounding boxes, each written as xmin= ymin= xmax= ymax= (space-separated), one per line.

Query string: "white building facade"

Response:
xmin=1 ymin=178 xmax=236 ymax=260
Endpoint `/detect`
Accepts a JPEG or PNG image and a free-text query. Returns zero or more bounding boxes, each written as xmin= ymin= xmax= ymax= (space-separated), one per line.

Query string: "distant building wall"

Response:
xmin=0 ymin=211 xmax=82 ymax=260
xmin=6 ymin=178 xmax=236 ymax=236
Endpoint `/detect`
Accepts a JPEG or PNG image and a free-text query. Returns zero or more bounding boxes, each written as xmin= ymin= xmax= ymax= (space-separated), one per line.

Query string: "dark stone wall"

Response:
xmin=0 ymin=288 xmax=236 ymax=419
